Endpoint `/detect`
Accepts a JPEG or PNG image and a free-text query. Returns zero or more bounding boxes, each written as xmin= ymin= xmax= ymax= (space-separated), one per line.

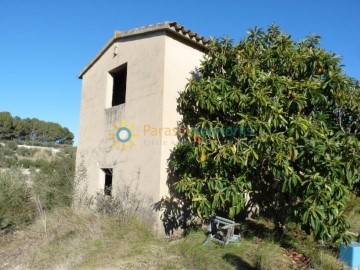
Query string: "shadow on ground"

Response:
xmin=223 ymin=253 xmax=255 ymax=270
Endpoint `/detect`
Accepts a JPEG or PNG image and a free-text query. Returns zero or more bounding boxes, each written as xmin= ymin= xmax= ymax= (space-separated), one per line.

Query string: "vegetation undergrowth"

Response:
xmin=0 ymin=207 xmax=349 ymax=270
xmin=0 ymin=141 xmax=353 ymax=270
xmin=0 ymin=170 xmax=34 ymax=232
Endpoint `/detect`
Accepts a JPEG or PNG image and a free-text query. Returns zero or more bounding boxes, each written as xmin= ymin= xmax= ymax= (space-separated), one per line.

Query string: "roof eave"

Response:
xmin=78 ymin=34 xmax=118 ymax=79
xmin=78 ymin=22 xmax=208 ymax=79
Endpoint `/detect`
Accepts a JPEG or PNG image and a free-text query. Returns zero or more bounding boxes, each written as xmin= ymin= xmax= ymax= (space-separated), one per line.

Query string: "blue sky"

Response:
xmin=1 ymin=0 xmax=359 ymax=145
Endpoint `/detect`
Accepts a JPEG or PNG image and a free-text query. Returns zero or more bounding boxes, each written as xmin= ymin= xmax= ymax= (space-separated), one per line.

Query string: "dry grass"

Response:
xmin=0 ymin=208 xmax=177 ymax=270
xmin=255 ymin=241 xmax=291 ymax=270
xmin=0 ymin=208 xmax=103 ymax=269
xmin=16 ymin=148 xmax=55 ymax=163
xmin=345 ymin=195 xmax=360 ymax=233
xmin=0 ymin=208 xmax=348 ymax=270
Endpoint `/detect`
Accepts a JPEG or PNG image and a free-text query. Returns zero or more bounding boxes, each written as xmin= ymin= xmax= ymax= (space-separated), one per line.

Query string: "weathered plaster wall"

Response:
xmin=77 ymin=32 xmax=166 ymax=201
xmin=76 ymin=30 xmax=204 ymax=232
xmin=159 ymin=35 xmax=204 ymax=198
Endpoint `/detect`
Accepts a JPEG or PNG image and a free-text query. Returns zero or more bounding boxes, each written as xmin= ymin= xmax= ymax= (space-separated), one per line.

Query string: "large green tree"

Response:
xmin=0 ymin=112 xmax=13 ymax=140
xmin=170 ymin=25 xmax=360 ymax=244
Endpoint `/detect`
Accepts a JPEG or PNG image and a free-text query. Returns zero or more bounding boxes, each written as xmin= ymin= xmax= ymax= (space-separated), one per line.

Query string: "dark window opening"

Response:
xmin=102 ymin=168 xmax=113 ymax=196
xmin=110 ymin=64 xmax=127 ymax=106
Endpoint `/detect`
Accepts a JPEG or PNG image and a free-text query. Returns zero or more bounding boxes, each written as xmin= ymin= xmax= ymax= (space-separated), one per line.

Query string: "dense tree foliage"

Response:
xmin=169 ymin=25 xmax=360 ymax=244
xmin=0 ymin=112 xmax=74 ymax=145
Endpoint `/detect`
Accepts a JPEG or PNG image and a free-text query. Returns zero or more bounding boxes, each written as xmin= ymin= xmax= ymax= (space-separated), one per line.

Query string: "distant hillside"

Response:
xmin=0 ymin=140 xmax=75 ymax=170
xmin=0 ymin=112 xmax=74 ymax=145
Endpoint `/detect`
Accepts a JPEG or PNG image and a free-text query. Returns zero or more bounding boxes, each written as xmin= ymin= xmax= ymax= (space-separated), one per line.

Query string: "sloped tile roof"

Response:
xmin=78 ymin=21 xmax=208 ymax=78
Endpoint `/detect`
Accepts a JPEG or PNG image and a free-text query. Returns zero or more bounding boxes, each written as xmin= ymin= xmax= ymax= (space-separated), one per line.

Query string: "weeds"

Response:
xmin=32 ymin=150 xmax=75 ymax=210
xmin=72 ymin=159 xmax=92 ymax=209
xmin=95 ymin=182 xmax=154 ymax=226
xmin=0 ymin=170 xmax=34 ymax=232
